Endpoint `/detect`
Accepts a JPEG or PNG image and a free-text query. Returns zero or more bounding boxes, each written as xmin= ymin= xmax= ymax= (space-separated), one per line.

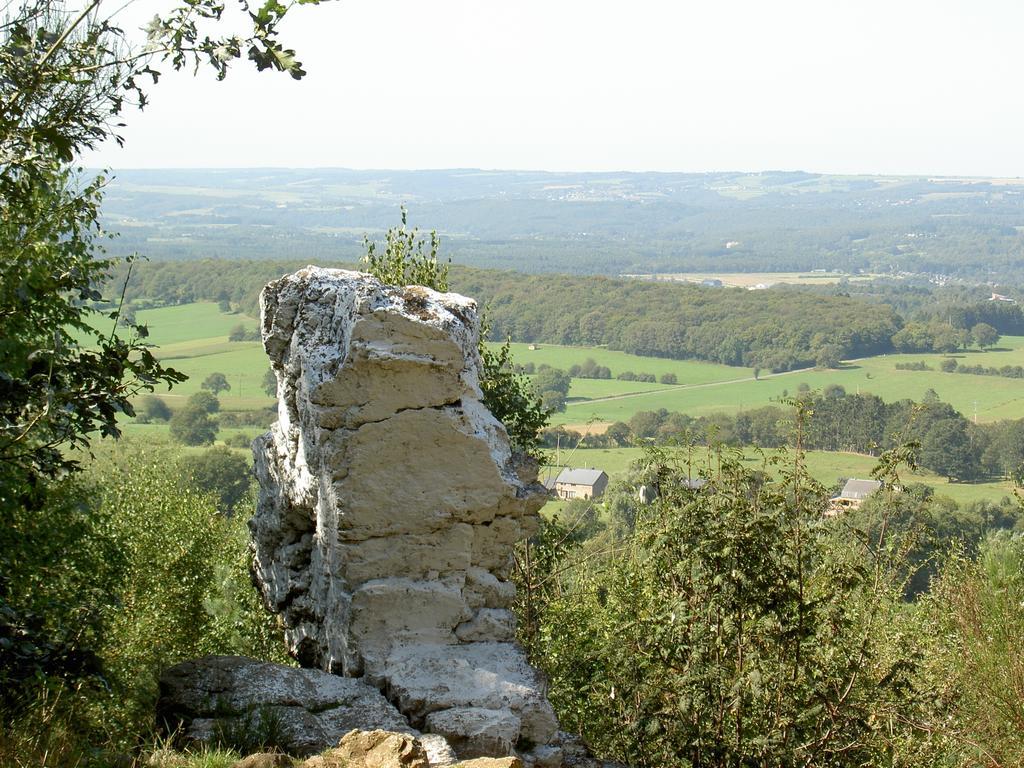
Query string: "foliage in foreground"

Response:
xmin=0 ymin=450 xmax=285 ymax=766
xmin=914 ymin=532 xmax=1024 ymax=765
xmin=517 ymin=433 xmax=1024 ymax=767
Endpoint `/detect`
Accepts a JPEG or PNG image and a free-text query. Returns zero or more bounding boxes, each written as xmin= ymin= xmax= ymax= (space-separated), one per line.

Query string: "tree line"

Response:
xmin=546 ymin=387 xmax=1024 ymax=484
xmin=108 ymin=257 xmax=1024 ymax=374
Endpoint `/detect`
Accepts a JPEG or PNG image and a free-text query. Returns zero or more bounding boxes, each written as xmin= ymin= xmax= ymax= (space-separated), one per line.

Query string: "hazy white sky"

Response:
xmin=86 ymin=0 xmax=1024 ymax=176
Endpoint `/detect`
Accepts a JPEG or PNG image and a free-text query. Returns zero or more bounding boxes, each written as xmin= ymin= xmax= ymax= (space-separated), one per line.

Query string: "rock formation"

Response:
xmin=157 ymin=656 xmax=417 ymax=758
xmin=249 ymin=268 xmax=558 ymax=761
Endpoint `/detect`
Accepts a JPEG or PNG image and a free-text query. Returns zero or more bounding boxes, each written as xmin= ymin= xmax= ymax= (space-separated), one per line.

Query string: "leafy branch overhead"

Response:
xmin=0 ymin=0 xmax=325 ymax=478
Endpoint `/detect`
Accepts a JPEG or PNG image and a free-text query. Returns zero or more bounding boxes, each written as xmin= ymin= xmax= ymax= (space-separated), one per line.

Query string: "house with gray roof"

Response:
xmin=828 ymin=478 xmax=882 ymax=514
xmin=554 ymin=468 xmax=609 ymax=500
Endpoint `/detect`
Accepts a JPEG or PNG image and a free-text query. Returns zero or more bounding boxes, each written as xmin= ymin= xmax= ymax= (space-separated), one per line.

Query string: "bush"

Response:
xmin=90 ymin=452 xmax=287 ymax=738
xmin=178 ymin=446 xmax=253 ymax=514
xmin=139 ymin=396 xmax=172 ymax=422
xmin=170 ymin=405 xmax=219 ymax=446
xmin=225 ymin=433 xmax=253 ymax=449
xmin=218 ymin=409 xmax=274 ymax=429
xmin=923 ymin=532 xmax=1024 ymax=765
xmin=520 ymin=446 xmax=920 ymax=766
xmin=658 ymin=372 xmax=677 ymax=385
xmin=0 ymin=450 xmax=287 ymax=759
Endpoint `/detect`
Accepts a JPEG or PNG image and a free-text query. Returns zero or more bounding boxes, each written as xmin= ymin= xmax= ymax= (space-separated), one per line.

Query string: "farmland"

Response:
xmin=125 ymin=303 xmax=1024 ymax=427
xmin=620 ymin=271 xmax=880 ymax=288
xmin=116 ymin=301 xmax=1024 ymax=506
xmin=542 ymin=446 xmax=1018 ymax=506
xmin=130 ymin=302 xmax=272 ymax=410
xmin=505 ymin=340 xmax=1024 ymax=425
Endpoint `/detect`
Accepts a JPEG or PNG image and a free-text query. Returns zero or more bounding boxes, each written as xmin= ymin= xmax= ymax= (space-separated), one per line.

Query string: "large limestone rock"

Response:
xmin=250 ymin=268 xmax=556 ymax=757
xmin=157 ymin=656 xmax=412 ymax=757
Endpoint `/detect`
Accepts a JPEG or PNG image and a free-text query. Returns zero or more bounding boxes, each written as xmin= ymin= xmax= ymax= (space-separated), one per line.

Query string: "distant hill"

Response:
xmin=98 ymin=168 xmax=1024 ymax=281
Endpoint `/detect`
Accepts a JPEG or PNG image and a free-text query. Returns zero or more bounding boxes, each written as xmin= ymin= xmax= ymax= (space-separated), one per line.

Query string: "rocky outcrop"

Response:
xmin=157 ymin=656 xmax=413 ymax=757
xmin=249 ymin=268 xmax=556 ymax=758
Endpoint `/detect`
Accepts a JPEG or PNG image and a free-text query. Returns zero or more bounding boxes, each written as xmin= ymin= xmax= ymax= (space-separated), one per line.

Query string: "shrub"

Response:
xmin=178 ymin=446 xmax=253 ymax=514
xmin=139 ymin=396 xmax=172 ymax=422
xmin=520 ymin=445 xmax=920 ymax=766
xmin=225 ymin=433 xmax=253 ymax=449
xmin=170 ymin=405 xmax=219 ymax=446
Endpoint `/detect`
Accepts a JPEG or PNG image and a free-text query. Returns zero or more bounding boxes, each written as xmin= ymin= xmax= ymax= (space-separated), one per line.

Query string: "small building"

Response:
xmin=554 ymin=468 xmax=608 ymax=501
xmin=989 ymin=292 xmax=1016 ymax=303
xmin=701 ymin=278 xmax=723 ymax=288
xmin=828 ymin=478 xmax=882 ymax=515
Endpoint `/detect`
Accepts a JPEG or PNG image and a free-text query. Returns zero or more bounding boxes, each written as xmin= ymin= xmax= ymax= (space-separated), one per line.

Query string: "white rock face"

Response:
xmin=157 ymin=656 xmax=413 ymax=757
xmin=251 ymin=267 xmax=556 ymax=757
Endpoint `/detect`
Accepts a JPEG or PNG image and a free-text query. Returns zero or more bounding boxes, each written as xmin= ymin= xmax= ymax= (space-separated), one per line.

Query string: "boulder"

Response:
xmin=157 ymin=656 xmax=412 ymax=757
xmin=302 ymin=729 xmax=429 ymax=768
xmin=232 ymin=755 xmax=294 ymax=768
xmin=424 ymin=707 xmax=520 ymax=759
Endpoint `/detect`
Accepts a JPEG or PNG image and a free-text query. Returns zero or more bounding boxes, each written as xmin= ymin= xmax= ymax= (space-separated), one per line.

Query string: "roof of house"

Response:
xmin=838 ymin=478 xmax=882 ymax=500
xmin=556 ymin=468 xmax=607 ymax=486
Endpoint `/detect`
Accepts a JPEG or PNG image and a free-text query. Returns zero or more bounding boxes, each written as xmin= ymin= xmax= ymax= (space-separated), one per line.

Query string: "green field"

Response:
xmin=129 ymin=303 xmax=273 ymax=410
xmin=504 ymin=339 xmax=1024 ymax=426
xmin=542 ymin=446 xmax=1018 ymax=506
xmin=503 ymin=342 xmax=754 ymax=385
xmin=137 ymin=301 xmax=257 ymax=346
xmin=131 ymin=307 xmax=1024 ymax=426
xmin=119 ymin=303 xmax=1024 ymax=505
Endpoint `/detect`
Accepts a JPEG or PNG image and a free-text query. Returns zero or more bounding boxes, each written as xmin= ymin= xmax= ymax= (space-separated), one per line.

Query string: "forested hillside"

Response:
xmin=100 ymin=167 xmax=1024 ymax=280
xmin=110 ymin=260 xmax=902 ymax=370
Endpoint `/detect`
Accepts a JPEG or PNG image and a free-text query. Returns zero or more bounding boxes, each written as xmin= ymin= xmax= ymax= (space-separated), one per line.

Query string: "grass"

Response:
xmin=110 ymin=303 xmax=274 ymax=411
xmin=136 ymin=302 xmax=257 ymax=347
xmin=540 ymin=446 xmax=1018 ymax=506
xmin=501 ymin=341 xmax=753 ymax=384
xmin=117 ymin=302 xmax=1024 ymax=505
xmin=501 ymin=338 xmax=1024 ymax=426
xmin=135 ymin=306 xmax=1024 ymax=425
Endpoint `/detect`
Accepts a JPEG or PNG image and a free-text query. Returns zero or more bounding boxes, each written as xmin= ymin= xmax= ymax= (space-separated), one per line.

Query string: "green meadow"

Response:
xmin=503 ymin=340 xmax=1024 ymax=426
xmin=129 ymin=302 xmax=273 ymax=410
xmin=125 ymin=304 xmax=1024 ymax=428
xmin=502 ymin=342 xmax=754 ymax=385
xmin=115 ymin=302 xmax=1024 ymax=506
xmin=541 ymin=446 xmax=1018 ymax=506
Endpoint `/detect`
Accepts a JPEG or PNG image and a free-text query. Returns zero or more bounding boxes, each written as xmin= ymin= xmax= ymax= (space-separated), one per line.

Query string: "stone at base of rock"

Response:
xmin=379 ymin=642 xmax=558 ymax=746
xmin=158 ymin=656 xmax=412 ymax=757
xmin=419 ymin=734 xmax=459 ymax=767
xmin=301 ymin=730 xmax=429 ymax=768
xmin=232 ymin=754 xmax=294 ymax=768
xmin=452 ymin=759 xmax=523 ymax=768
xmin=424 ymin=707 xmax=520 ymax=758
xmin=519 ymin=745 xmax=563 ymax=768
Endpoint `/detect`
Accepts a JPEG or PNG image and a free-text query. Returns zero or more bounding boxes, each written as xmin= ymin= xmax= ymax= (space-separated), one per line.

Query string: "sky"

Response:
xmin=85 ymin=0 xmax=1024 ymax=176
